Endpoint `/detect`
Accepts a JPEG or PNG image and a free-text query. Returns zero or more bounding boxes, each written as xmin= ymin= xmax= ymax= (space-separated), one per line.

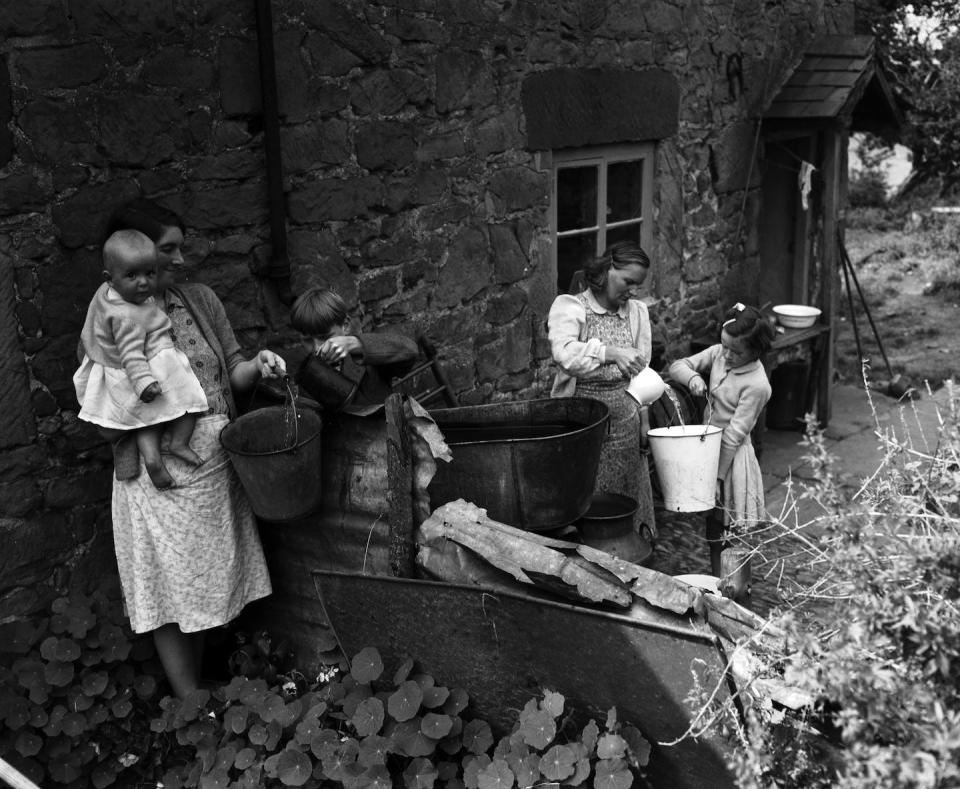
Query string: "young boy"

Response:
xmin=289 ymin=287 xmax=419 ymax=409
xmin=73 ymin=230 xmax=208 ymax=489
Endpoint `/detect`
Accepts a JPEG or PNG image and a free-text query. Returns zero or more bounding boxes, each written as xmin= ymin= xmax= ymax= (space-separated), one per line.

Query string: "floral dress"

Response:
xmin=110 ymin=290 xmax=272 ymax=634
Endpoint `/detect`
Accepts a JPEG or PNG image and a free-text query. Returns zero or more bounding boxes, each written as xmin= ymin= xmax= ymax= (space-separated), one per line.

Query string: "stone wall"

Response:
xmin=0 ymin=0 xmax=852 ymax=620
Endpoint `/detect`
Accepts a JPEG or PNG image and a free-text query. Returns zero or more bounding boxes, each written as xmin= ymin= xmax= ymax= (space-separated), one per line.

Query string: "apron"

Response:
xmin=573 ymin=296 xmax=657 ymax=537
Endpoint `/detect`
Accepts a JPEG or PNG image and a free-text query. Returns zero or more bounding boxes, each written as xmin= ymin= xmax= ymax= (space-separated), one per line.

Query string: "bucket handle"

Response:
xmin=281 ymin=375 xmax=301 ymax=449
xmin=700 ymin=397 xmax=713 ymax=442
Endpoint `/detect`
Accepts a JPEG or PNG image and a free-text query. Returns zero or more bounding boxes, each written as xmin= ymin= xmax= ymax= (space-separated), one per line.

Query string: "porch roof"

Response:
xmin=765 ymin=35 xmax=903 ymax=137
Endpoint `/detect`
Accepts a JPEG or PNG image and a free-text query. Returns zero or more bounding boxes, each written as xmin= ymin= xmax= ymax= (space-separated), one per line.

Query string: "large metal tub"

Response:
xmin=428 ymin=397 xmax=609 ymax=531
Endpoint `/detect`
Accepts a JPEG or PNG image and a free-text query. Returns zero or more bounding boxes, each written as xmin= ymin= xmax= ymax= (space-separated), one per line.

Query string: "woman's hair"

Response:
xmin=582 ymin=241 xmax=651 ymax=292
xmin=103 ymin=198 xmax=186 ymax=245
xmin=721 ymin=303 xmax=777 ymax=355
xmin=290 ymin=287 xmax=349 ymax=335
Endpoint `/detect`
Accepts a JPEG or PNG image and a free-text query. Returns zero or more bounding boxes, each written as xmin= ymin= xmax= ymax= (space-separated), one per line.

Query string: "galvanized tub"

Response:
xmin=427 ymin=397 xmax=609 ymax=531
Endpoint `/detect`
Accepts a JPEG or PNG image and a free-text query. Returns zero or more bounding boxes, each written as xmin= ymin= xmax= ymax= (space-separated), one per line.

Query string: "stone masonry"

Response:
xmin=0 ymin=0 xmax=853 ymax=620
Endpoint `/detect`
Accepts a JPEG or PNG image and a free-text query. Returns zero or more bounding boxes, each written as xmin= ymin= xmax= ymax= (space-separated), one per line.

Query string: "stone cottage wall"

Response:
xmin=0 ymin=0 xmax=852 ymax=620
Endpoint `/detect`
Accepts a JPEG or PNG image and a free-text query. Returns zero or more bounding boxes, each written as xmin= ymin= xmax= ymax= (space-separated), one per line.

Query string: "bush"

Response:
xmin=720 ymin=381 xmax=960 ymax=788
xmin=848 ymin=166 xmax=889 ymax=209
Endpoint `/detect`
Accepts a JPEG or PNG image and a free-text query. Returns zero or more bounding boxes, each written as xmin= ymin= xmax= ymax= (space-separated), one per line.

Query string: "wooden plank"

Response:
xmin=385 ymin=393 xmax=415 ymax=578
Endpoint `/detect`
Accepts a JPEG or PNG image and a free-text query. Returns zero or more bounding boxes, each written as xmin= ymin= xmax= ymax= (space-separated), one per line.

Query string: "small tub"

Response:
xmin=576 ymin=493 xmax=651 ymax=565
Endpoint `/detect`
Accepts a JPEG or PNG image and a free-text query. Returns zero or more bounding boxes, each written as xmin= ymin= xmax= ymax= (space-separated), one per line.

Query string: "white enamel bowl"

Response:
xmin=773 ymin=304 xmax=821 ymax=329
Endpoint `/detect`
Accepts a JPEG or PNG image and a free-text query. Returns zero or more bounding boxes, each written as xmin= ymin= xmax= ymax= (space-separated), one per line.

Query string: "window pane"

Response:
xmin=557 ymin=234 xmax=597 ymax=293
xmin=607 ymin=160 xmax=644 ymax=223
xmin=605 ymin=223 xmax=642 ymax=249
xmin=557 ymin=166 xmax=598 ymax=231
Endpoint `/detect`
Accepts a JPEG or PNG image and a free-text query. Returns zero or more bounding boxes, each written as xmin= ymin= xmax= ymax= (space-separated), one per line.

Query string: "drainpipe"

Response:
xmin=255 ymin=0 xmax=292 ymax=305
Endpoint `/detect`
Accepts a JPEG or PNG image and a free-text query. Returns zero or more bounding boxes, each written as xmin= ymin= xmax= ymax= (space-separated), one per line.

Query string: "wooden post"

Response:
xmin=385 ymin=393 xmax=415 ymax=578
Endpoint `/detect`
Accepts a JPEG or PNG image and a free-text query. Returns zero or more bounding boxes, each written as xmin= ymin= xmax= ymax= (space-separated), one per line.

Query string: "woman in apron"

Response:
xmin=547 ymin=241 xmax=656 ymax=547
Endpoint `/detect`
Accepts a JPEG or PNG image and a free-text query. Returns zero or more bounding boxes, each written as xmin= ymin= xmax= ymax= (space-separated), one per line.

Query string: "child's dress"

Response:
xmin=668 ymin=344 xmax=771 ymax=529
xmin=73 ymin=283 xmax=207 ymax=430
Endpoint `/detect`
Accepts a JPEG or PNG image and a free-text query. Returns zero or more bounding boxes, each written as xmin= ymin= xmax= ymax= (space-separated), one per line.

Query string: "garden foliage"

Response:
xmin=723 ymin=380 xmax=960 ymax=788
xmin=1 ymin=588 xmax=651 ymax=788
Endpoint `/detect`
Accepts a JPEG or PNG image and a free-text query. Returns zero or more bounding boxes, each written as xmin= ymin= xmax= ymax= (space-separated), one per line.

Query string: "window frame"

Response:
xmin=549 ymin=142 xmax=656 ymax=294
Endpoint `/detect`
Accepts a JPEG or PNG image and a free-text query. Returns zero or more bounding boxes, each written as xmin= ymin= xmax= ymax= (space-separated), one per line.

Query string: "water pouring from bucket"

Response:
xmin=647 ymin=424 xmax=722 ymax=511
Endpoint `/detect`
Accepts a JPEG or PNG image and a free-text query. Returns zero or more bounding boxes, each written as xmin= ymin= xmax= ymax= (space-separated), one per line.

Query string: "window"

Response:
xmin=550 ymin=143 xmax=655 ymax=294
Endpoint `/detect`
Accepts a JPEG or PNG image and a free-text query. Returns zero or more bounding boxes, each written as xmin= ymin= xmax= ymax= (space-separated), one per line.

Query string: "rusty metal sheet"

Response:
xmin=312 ymin=570 xmax=739 ymax=789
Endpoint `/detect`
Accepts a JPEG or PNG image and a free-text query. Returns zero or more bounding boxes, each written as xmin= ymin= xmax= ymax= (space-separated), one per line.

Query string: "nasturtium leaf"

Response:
xmin=596 ymin=733 xmax=627 ymax=760
xmin=87 ymin=703 xmax=108 ymax=726
xmin=322 ymin=742 xmax=358 ymax=781
xmin=27 ymin=705 xmax=48 ymax=728
xmin=351 ymin=647 xmax=384 ymax=684
xmin=0 ymin=620 xmax=37 ymax=654
xmin=310 ymin=728 xmax=339 ymax=758
xmin=394 ymin=657 xmax=415 ymax=685
xmin=235 ymin=747 xmax=257 ymax=770
xmin=541 ymin=690 xmax=565 ymax=719
xmin=570 ymin=756 xmax=590 ymax=785
xmin=81 ymin=671 xmax=109 ymax=697
xmin=422 ymin=685 xmax=450 ymax=708
xmin=264 ymin=719 xmax=283 ymax=751
xmin=50 ymin=613 xmax=69 ymax=634
xmin=361 ymin=764 xmax=393 ymax=789
xmin=442 ymin=688 xmax=469 ymax=716
xmin=413 ymin=673 xmax=435 ymax=689
xmin=274 ymin=699 xmax=302 ymax=728
xmin=134 ymin=674 xmax=157 ymax=700
xmin=538 ymin=744 xmax=576 ymax=781
xmin=581 ymin=719 xmax=599 ymax=753
xmin=224 ymin=705 xmax=250 ymax=735
xmin=239 ymin=678 xmax=270 ymax=706
xmin=44 ymin=660 xmax=74 ymax=687
xmin=248 ymin=723 xmax=269 ymax=745
xmin=67 ymin=687 xmax=94 ymax=712
xmin=111 ymin=696 xmax=132 ymax=718
xmin=439 ymin=733 xmax=462 ymax=756
xmin=62 ymin=711 xmax=87 ymax=736
xmin=353 ymin=697 xmax=385 ymax=736
xmin=404 ymin=757 xmax=439 ymax=789
xmin=258 ymin=692 xmax=286 ymax=723
xmin=620 ymin=725 xmax=651 ymax=767
xmin=91 ymin=762 xmax=117 ymax=788
xmin=388 ymin=680 xmax=424 ymax=722
xmin=514 ymin=753 xmax=540 ymax=789
xmin=40 ymin=636 xmax=59 ymax=661
xmin=461 ymin=719 xmax=494 ymax=755
xmin=48 ymin=756 xmax=82 ymax=783
xmin=400 ymin=729 xmax=437 ymax=758
xmin=421 ymin=712 xmax=453 ymax=739
xmin=199 ymin=767 xmax=231 ymax=789
xmin=215 ymin=744 xmax=240 ymax=772
xmin=477 ymin=758 xmax=514 ymax=789
xmin=277 ymin=749 xmax=312 ymax=786
xmin=518 ymin=708 xmax=555 ymax=750
xmin=437 ymin=761 xmax=459 ymax=781
xmin=14 ymin=731 xmax=42 ymax=757
xmin=55 ymin=638 xmax=81 ymax=662
xmin=462 ymin=754 xmax=492 ymax=789
xmin=294 ymin=716 xmax=321 ymax=744
xmin=593 ymin=758 xmax=632 ymax=789
xmin=342 ymin=686 xmax=374 ymax=718
xmin=358 ymin=733 xmax=390 ymax=766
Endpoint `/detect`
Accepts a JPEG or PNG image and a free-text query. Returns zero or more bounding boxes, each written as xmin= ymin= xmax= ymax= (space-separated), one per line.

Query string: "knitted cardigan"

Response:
xmin=110 ymin=283 xmax=247 ymax=481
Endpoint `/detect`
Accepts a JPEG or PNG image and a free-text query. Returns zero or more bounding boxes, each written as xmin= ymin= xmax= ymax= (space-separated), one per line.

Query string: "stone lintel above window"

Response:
xmin=521 ymin=68 xmax=679 ymax=151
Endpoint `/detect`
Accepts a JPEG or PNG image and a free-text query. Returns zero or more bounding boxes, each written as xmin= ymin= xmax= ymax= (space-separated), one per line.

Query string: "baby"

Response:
xmin=73 ymin=229 xmax=208 ymax=489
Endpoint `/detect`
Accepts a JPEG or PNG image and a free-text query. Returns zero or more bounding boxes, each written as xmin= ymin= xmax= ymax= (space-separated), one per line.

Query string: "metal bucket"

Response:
xmin=576 ymin=493 xmax=651 ymax=564
xmin=220 ymin=405 xmax=324 ymax=522
xmin=647 ymin=424 xmax=722 ymax=512
xmin=428 ymin=398 xmax=609 ymax=531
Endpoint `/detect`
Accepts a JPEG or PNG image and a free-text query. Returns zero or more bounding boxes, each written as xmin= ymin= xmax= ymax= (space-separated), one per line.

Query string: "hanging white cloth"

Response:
xmin=798 ymin=161 xmax=816 ymax=210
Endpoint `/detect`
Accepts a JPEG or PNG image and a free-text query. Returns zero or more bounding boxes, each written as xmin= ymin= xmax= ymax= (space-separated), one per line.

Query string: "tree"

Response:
xmin=859 ymin=1 xmax=960 ymax=198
